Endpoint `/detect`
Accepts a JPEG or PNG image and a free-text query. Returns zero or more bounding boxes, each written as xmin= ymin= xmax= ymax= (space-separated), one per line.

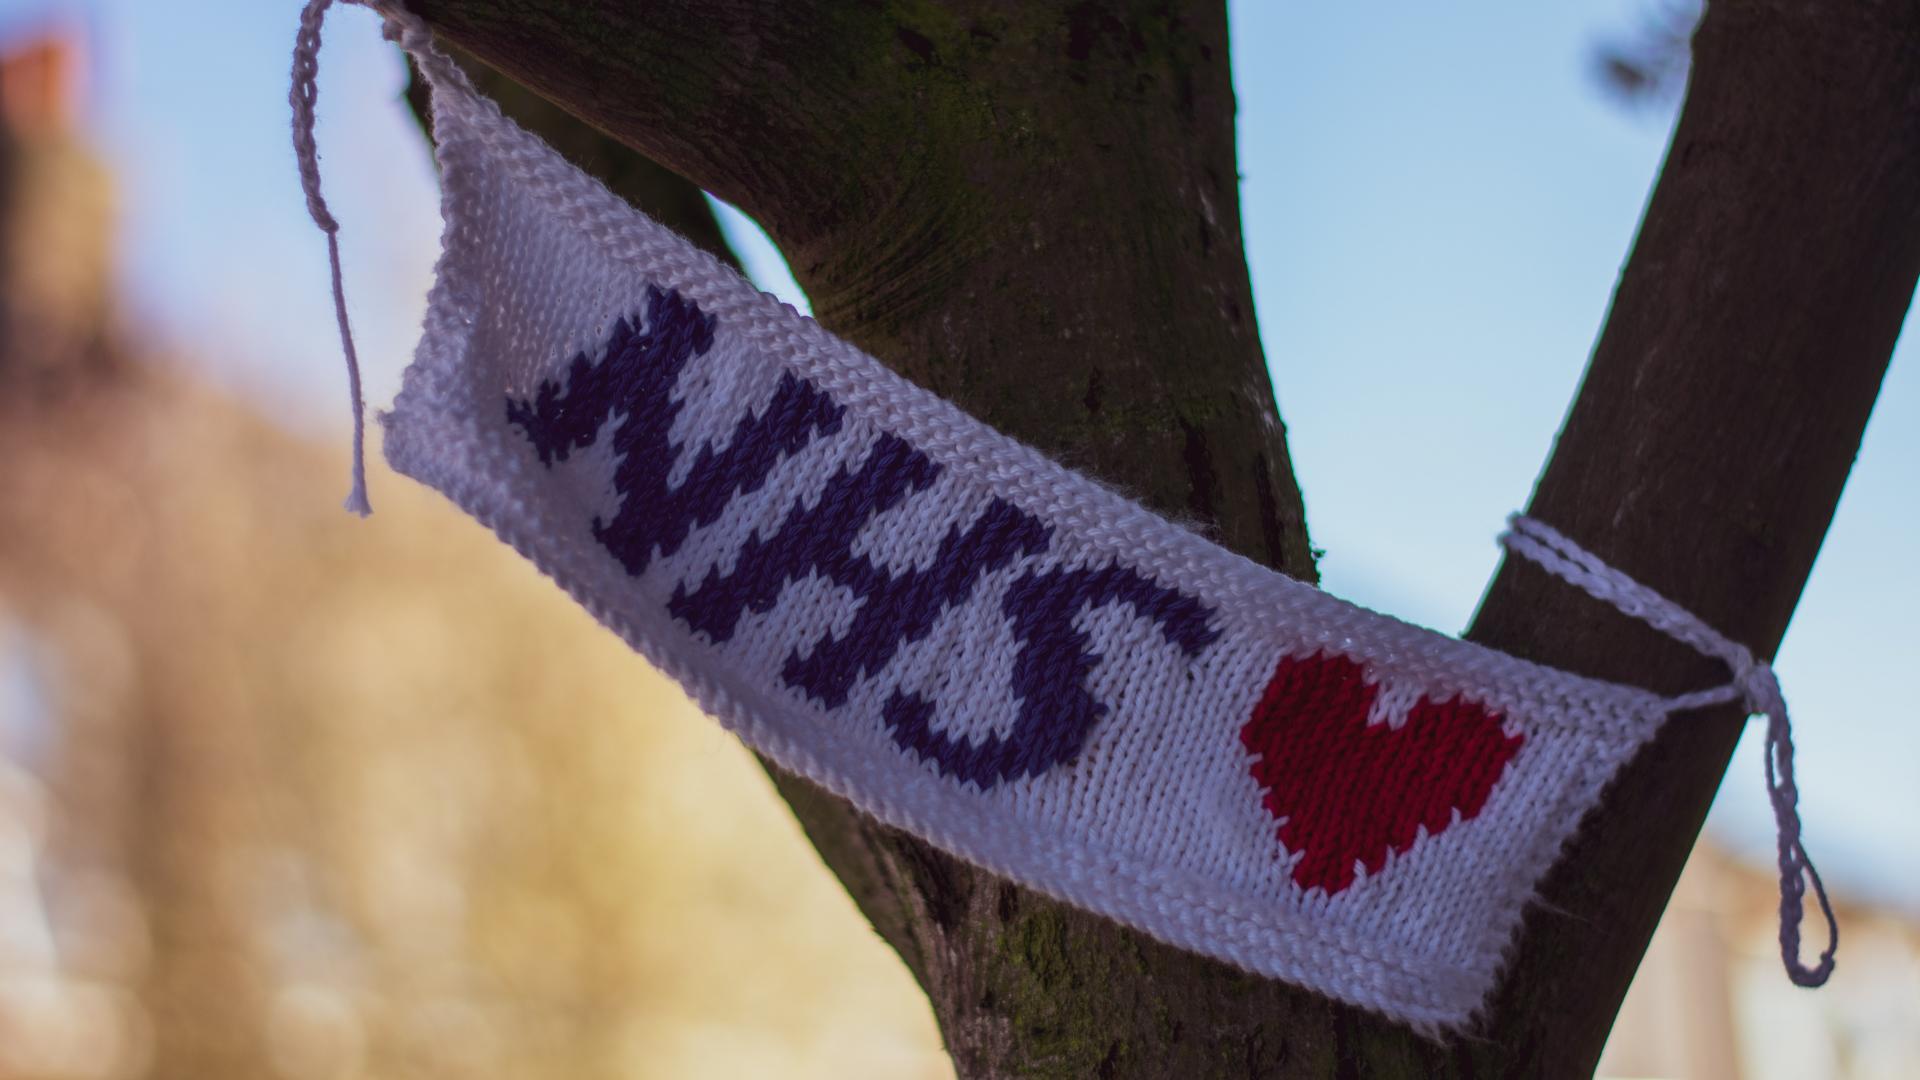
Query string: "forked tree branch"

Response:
xmin=397 ymin=0 xmax=1919 ymax=1074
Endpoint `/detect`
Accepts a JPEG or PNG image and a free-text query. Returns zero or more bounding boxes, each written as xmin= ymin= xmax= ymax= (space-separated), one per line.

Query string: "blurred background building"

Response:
xmin=0 ymin=2 xmax=1913 ymax=1078
xmin=0 ymin=20 xmax=948 ymax=1079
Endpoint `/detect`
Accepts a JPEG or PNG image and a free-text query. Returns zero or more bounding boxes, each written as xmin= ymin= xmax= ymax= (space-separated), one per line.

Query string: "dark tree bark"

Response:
xmin=392 ymin=0 xmax=1920 ymax=1074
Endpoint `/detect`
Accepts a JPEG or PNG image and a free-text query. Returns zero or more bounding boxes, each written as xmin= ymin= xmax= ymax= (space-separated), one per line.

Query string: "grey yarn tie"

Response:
xmin=292 ymin=0 xmax=373 ymax=516
xmin=1501 ymin=514 xmax=1837 ymax=988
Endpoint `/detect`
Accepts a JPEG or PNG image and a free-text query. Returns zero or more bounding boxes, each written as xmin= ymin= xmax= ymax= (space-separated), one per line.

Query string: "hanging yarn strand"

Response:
xmin=291 ymin=0 xmax=373 ymax=516
xmin=1500 ymin=514 xmax=1838 ymax=987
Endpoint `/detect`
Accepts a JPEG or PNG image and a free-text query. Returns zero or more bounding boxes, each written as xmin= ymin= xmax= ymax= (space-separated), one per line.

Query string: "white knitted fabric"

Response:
xmin=300 ymin=2 xmax=1832 ymax=1035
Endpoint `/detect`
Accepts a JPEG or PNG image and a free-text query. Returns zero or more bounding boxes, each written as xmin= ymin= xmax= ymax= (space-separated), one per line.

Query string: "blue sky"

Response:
xmin=5 ymin=0 xmax=1916 ymax=910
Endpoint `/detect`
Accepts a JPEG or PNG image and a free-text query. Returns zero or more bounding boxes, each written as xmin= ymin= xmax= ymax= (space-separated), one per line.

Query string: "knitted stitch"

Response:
xmin=293 ymin=1 xmax=1834 ymax=1035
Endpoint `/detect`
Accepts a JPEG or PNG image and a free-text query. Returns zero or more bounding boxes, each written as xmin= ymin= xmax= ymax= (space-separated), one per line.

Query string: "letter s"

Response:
xmin=885 ymin=562 xmax=1218 ymax=788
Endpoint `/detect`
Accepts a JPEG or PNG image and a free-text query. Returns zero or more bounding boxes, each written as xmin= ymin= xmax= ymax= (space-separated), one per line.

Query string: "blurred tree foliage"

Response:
xmin=1592 ymin=0 xmax=1701 ymax=111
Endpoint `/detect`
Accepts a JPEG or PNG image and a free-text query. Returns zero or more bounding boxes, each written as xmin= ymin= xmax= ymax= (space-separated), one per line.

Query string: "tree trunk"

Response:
xmin=395 ymin=0 xmax=1920 ymax=1074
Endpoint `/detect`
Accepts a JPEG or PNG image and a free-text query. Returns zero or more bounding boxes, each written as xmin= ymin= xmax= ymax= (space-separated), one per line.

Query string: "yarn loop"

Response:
xmin=1500 ymin=514 xmax=1837 ymax=988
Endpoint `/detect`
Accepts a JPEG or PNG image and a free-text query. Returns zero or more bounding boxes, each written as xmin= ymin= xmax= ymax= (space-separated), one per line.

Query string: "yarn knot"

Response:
xmin=1732 ymin=657 xmax=1783 ymax=722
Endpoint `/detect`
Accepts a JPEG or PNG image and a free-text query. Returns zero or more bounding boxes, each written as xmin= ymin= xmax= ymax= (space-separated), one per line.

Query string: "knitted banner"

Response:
xmin=292 ymin=1 xmax=1834 ymax=1035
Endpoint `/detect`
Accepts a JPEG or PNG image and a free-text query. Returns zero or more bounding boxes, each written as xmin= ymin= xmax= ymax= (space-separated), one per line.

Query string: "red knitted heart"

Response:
xmin=1240 ymin=652 xmax=1526 ymax=895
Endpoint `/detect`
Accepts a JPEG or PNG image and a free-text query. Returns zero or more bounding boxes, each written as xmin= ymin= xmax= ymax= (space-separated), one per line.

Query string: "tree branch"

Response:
xmin=1458 ymin=0 xmax=1920 ymax=1071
